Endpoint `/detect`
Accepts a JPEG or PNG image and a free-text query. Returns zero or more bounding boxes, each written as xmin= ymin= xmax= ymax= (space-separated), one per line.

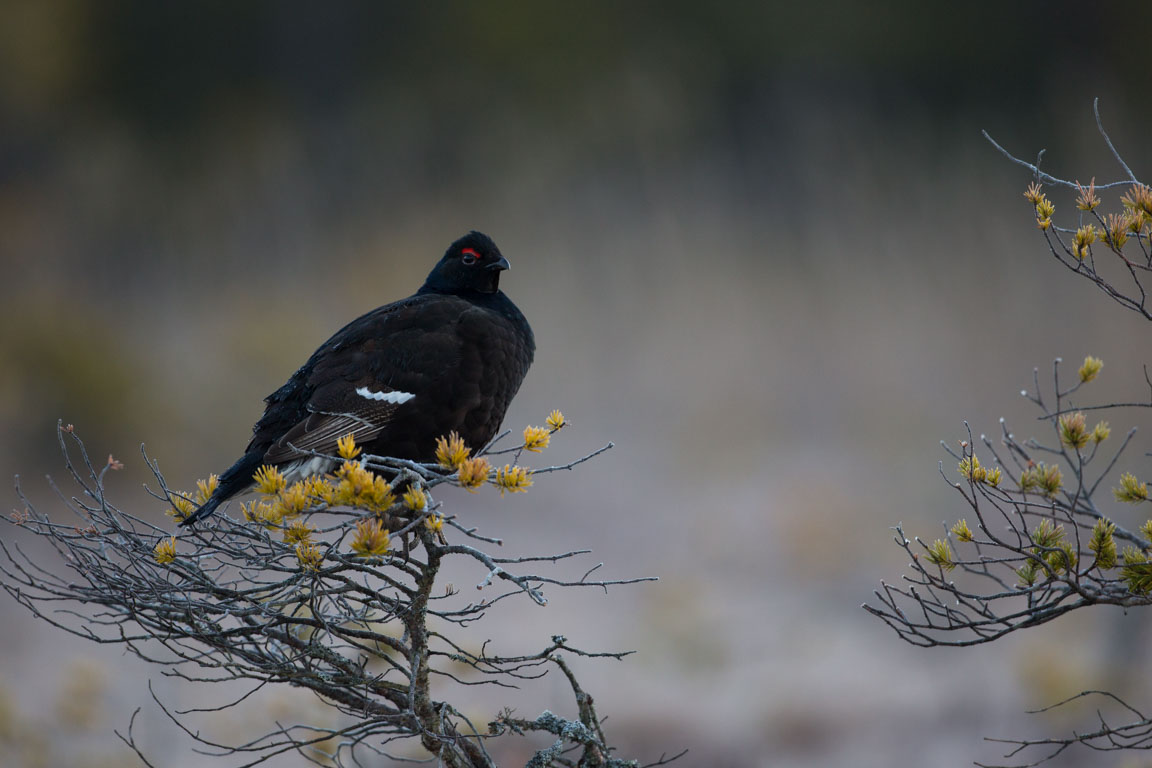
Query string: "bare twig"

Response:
xmin=871 ymin=106 xmax=1152 ymax=767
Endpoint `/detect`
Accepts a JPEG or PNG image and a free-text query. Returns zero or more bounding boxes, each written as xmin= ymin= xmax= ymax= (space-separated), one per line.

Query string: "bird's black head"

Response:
xmin=421 ymin=231 xmax=510 ymax=296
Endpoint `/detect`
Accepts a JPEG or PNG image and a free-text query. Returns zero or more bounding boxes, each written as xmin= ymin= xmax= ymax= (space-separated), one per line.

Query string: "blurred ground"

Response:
xmin=3 ymin=3 xmax=1152 ymax=767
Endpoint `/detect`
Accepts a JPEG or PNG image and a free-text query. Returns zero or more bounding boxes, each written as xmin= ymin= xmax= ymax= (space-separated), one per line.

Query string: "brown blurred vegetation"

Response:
xmin=3 ymin=3 xmax=1152 ymax=766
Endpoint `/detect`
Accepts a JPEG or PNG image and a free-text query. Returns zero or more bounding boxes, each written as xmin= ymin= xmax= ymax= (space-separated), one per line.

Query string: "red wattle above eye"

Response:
xmin=461 ymin=248 xmax=479 ymax=259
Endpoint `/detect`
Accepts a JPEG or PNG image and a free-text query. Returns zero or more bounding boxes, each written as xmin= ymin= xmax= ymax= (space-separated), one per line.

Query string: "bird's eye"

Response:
xmin=461 ymin=248 xmax=478 ymax=265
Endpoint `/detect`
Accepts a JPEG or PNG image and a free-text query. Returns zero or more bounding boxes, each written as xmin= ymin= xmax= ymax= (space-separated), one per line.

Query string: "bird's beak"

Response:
xmin=486 ymin=256 xmax=510 ymax=272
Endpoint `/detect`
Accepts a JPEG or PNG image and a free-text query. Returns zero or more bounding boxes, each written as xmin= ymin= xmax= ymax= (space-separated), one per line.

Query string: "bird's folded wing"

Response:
xmin=262 ymin=390 xmax=406 ymax=464
xmin=258 ymin=296 xmax=469 ymax=465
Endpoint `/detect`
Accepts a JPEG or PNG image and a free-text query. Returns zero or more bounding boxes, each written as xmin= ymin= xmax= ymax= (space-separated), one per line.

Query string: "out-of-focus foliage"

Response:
xmin=868 ymin=132 xmax=1152 ymax=765
xmin=4 ymin=3 xmax=1152 ymax=472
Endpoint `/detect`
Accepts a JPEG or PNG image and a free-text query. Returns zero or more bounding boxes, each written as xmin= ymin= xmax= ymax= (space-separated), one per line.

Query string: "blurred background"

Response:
xmin=3 ymin=2 xmax=1152 ymax=766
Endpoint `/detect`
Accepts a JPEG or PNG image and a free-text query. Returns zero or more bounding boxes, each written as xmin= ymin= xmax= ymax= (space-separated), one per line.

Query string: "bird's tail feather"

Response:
xmin=179 ymin=451 xmax=265 ymax=527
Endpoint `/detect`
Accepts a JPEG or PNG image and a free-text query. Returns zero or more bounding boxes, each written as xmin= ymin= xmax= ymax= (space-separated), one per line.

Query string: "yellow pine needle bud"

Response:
xmin=1105 ymin=212 xmax=1130 ymax=249
xmin=283 ymin=520 xmax=315 ymax=545
xmin=425 ymin=514 xmax=444 ymax=535
xmin=153 ymin=536 xmax=177 ymax=565
xmin=1024 ymin=182 xmax=1044 ymax=204
xmin=1127 ymin=210 xmax=1147 ymax=233
xmin=261 ymin=504 xmax=283 ymax=527
xmin=1035 ymin=196 xmax=1054 ymax=229
xmin=337 ymin=433 xmax=361 ymax=460
xmin=1114 ymin=472 xmax=1149 ymax=503
xmin=365 ymin=476 xmax=395 ymax=512
xmin=1072 ymin=225 xmax=1097 ymax=260
xmin=457 ymin=456 xmax=490 ymax=491
xmin=924 ymin=539 xmax=955 ymax=571
xmin=167 ymin=494 xmax=196 ymax=523
xmin=985 ymin=466 xmax=1002 ymax=487
xmin=1046 ymin=543 xmax=1077 ymax=575
xmin=1038 ymin=464 xmax=1063 ymax=497
xmin=276 ymin=483 xmax=311 ymax=518
xmin=242 ymin=500 xmax=280 ymax=526
xmin=1135 ymin=213 xmax=1152 ymax=237
xmin=494 ymin=464 xmax=533 ymax=496
xmin=1141 ymin=520 xmax=1152 ymax=545
xmin=333 ymin=476 xmax=359 ymax=507
xmin=1061 ymin=543 xmax=1079 ymax=569
xmin=333 ymin=461 xmax=395 ymax=511
xmin=1089 ymin=518 xmax=1117 ymax=569
xmin=344 ymin=476 xmax=391 ymax=512
xmin=1078 ymin=356 xmax=1103 ymax=383
xmin=1091 ymin=421 xmax=1110 ymax=444
xmin=350 ymin=518 xmax=390 ymax=557
xmin=546 ymin=410 xmax=567 ymax=431
xmin=522 ymin=425 xmax=550 ymax=453
xmin=435 ymin=431 xmax=471 ymax=470
xmin=1121 ymin=546 xmax=1152 ymax=595
xmin=403 ymin=486 xmax=428 ymax=512
xmin=951 ymin=519 xmax=974 ymax=543
xmin=195 ymin=474 xmax=220 ymax=505
xmin=1075 ymin=178 xmax=1100 ymax=211
xmin=296 ymin=542 xmax=323 ymax=572
xmin=303 ymin=476 xmax=337 ymax=505
xmin=958 ymin=455 xmax=987 ymax=483
xmin=1020 ymin=463 xmax=1062 ymax=497
xmin=1058 ymin=412 xmax=1089 ymax=451
xmin=1016 ymin=559 xmax=1039 ymax=587
xmin=1031 ymin=518 xmax=1065 ymax=549
xmin=1121 ymin=183 xmax=1152 ymax=216
xmin=253 ymin=465 xmax=287 ymax=496
xmin=956 ymin=455 xmax=1001 ymax=486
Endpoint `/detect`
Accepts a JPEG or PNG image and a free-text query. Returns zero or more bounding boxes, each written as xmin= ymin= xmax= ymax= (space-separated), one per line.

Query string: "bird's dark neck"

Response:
xmin=419 ymin=285 xmax=531 ymax=337
xmin=420 ymin=283 xmax=505 ymax=309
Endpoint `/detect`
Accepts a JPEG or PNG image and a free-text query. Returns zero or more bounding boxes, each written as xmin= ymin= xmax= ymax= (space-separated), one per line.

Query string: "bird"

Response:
xmin=181 ymin=231 xmax=534 ymax=526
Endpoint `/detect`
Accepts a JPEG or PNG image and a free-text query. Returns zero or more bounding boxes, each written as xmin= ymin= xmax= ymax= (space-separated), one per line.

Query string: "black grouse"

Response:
xmin=182 ymin=231 xmax=534 ymax=526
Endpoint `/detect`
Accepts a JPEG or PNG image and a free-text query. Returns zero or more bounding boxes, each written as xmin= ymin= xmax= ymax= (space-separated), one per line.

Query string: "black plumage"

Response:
xmin=182 ymin=231 xmax=534 ymax=526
